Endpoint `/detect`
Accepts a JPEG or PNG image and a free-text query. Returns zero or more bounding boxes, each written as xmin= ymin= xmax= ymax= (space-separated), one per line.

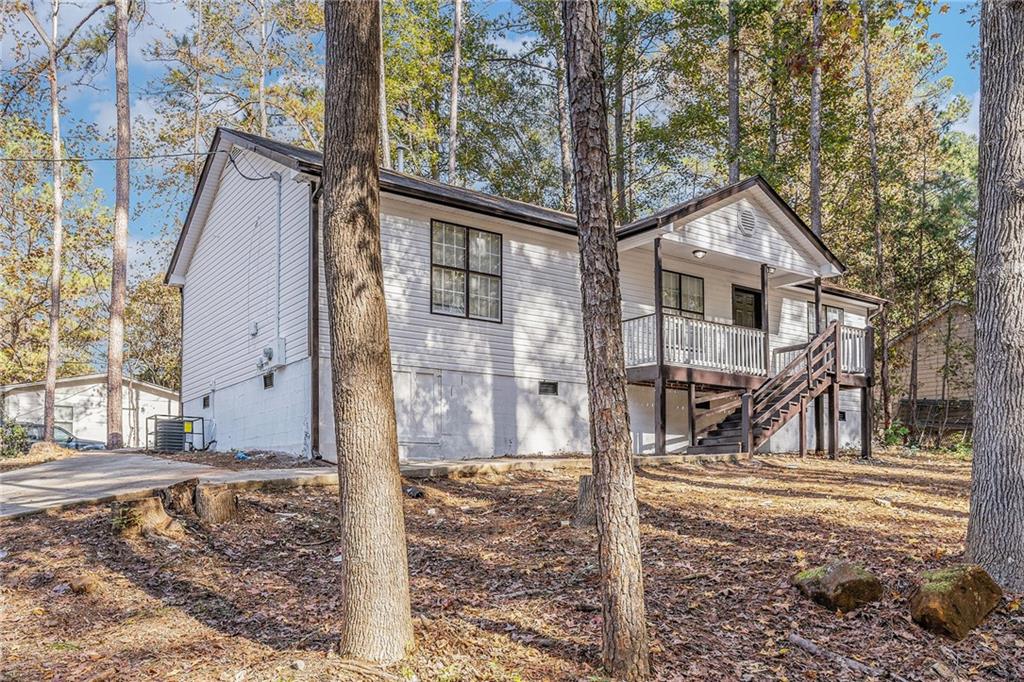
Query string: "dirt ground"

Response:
xmin=147 ymin=449 xmax=333 ymax=471
xmin=0 ymin=444 xmax=78 ymax=474
xmin=2 ymin=450 xmax=1021 ymax=681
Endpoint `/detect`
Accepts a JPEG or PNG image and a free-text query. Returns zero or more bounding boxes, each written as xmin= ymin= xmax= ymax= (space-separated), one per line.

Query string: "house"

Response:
xmin=165 ymin=128 xmax=883 ymax=462
xmin=0 ymin=374 xmax=180 ymax=447
xmin=892 ymin=301 xmax=974 ymax=435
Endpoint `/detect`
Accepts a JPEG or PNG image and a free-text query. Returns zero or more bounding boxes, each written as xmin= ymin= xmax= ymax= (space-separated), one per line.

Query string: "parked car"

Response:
xmin=20 ymin=423 xmax=106 ymax=451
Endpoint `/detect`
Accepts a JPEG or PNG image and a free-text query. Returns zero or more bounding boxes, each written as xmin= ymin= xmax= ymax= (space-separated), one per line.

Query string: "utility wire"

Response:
xmin=0 ymin=150 xmax=227 ymax=163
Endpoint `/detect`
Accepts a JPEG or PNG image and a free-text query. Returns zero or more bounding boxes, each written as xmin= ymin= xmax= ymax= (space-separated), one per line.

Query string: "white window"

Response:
xmin=807 ymin=302 xmax=845 ymax=336
xmin=431 ymin=221 xmax=502 ymax=322
xmin=662 ymin=271 xmax=704 ymax=319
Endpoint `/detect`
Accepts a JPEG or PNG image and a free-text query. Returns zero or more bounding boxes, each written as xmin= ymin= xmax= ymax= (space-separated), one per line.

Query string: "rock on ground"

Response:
xmin=792 ymin=560 xmax=883 ymax=612
xmin=910 ymin=564 xmax=1003 ymax=641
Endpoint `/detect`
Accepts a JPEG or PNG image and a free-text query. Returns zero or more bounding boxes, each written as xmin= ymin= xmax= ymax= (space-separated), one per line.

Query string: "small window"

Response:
xmin=202 ymin=395 xmax=210 ymax=409
xmin=661 ymin=271 xmax=704 ymax=319
xmin=838 ymin=411 xmax=847 ymax=422
xmin=263 ymin=372 xmax=275 ymax=389
xmin=807 ymin=302 xmax=845 ymax=336
xmin=431 ymin=220 xmax=502 ymax=322
xmin=54 ymin=405 xmax=74 ymax=434
xmin=538 ymin=381 xmax=559 ymax=396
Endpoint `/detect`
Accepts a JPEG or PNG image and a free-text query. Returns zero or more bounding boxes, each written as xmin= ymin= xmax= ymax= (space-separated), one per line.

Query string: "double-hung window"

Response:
xmin=431 ymin=220 xmax=502 ymax=322
xmin=661 ymin=271 xmax=704 ymax=319
xmin=806 ymin=302 xmax=844 ymax=336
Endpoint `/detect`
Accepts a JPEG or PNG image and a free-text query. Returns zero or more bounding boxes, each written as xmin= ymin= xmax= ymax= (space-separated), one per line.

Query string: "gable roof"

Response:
xmin=0 ymin=373 xmax=178 ymax=399
xmin=166 ymin=128 xmax=848 ymax=284
xmin=617 ymin=176 xmax=845 ymax=273
xmin=891 ymin=300 xmax=972 ymax=346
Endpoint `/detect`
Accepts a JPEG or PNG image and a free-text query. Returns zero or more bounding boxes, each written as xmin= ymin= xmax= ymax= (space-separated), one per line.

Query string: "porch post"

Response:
xmin=828 ymin=384 xmax=840 ymax=459
xmin=813 ymin=276 xmax=825 ymax=454
xmin=687 ymin=382 xmax=697 ymax=447
xmin=654 ymin=238 xmax=666 ymax=456
xmin=760 ymin=263 xmax=770 ymax=374
xmin=799 ymin=399 xmax=807 ymax=457
xmin=861 ymin=325 xmax=875 ymax=459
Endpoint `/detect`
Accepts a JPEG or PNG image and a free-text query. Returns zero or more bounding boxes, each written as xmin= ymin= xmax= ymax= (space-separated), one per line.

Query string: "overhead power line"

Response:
xmin=0 ymin=150 xmax=226 ymax=163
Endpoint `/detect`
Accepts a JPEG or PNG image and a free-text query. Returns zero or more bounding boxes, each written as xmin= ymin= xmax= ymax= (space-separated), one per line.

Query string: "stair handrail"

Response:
xmin=753 ymin=321 xmax=838 ymax=407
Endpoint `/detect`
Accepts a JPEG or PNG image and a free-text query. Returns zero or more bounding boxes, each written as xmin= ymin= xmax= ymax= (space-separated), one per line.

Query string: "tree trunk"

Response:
xmin=258 ymin=0 xmax=268 ymax=136
xmin=192 ymin=0 xmax=204 ymax=177
xmin=573 ymin=474 xmax=596 ymax=528
xmin=43 ymin=2 xmax=64 ymax=442
xmin=447 ymin=0 xmax=462 ymax=183
xmin=322 ymin=0 xmax=414 ymax=663
xmin=727 ymin=0 xmax=740 ymax=183
xmin=861 ymin=0 xmax=890 ymax=430
xmin=378 ymin=0 xmax=391 ymax=169
xmin=612 ymin=24 xmax=626 ymax=222
xmin=561 ymin=1 xmax=649 ymax=679
xmin=555 ymin=40 xmax=573 ymax=212
xmin=966 ymin=0 xmax=1024 ymax=592
xmin=767 ymin=16 xmax=779 ymax=168
xmin=808 ymin=0 xmax=823 ymax=235
xmin=106 ymin=0 xmax=130 ymax=450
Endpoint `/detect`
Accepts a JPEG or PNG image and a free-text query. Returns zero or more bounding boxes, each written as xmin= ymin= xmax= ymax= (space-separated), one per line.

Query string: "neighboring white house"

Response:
xmin=0 ymin=374 xmax=180 ymax=447
xmin=165 ymin=128 xmax=883 ymax=462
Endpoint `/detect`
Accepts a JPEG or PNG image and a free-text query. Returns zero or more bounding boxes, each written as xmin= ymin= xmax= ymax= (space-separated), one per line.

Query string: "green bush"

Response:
xmin=883 ymin=419 xmax=910 ymax=446
xmin=0 ymin=419 xmax=29 ymax=458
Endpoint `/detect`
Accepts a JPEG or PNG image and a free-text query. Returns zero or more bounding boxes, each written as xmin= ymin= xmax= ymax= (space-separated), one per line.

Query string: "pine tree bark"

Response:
xmin=556 ymin=41 xmax=573 ymax=212
xmin=808 ymin=0 xmax=823 ymax=235
xmin=447 ymin=0 xmax=463 ymax=183
xmin=561 ymin=1 xmax=649 ymax=678
xmin=192 ymin=0 xmax=204 ymax=177
xmin=378 ymin=0 xmax=391 ymax=169
xmin=106 ymin=0 xmax=131 ymax=450
xmin=966 ymin=0 xmax=1024 ymax=592
xmin=860 ymin=0 xmax=890 ymax=429
xmin=727 ymin=0 xmax=740 ymax=183
xmin=322 ymin=0 xmax=414 ymax=662
xmin=257 ymin=0 xmax=269 ymax=136
xmin=23 ymin=2 xmax=66 ymax=442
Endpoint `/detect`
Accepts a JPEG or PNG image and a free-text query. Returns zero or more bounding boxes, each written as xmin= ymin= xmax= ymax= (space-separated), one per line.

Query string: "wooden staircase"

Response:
xmin=688 ymin=322 xmax=843 ymax=455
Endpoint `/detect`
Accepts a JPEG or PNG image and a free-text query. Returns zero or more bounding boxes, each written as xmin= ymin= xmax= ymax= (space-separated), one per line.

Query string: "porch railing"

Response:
xmin=622 ymin=313 xmax=767 ymax=376
xmin=772 ymin=325 xmax=870 ymax=375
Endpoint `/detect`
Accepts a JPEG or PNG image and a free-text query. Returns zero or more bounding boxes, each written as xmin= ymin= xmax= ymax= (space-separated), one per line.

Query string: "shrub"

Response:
xmin=0 ymin=419 xmax=29 ymax=459
xmin=883 ymin=419 xmax=910 ymax=446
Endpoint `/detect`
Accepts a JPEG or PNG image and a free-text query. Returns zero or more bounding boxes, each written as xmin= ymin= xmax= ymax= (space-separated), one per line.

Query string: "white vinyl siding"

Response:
xmin=180 ymin=149 xmax=310 ymax=403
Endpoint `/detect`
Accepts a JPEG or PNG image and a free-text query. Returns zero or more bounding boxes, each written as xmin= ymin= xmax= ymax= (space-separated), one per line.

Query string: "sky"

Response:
xmin=1 ymin=1 xmax=981 ymax=278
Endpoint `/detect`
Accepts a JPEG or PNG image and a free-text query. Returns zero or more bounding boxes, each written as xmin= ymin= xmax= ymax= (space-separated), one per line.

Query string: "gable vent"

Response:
xmin=739 ymin=207 xmax=757 ymax=236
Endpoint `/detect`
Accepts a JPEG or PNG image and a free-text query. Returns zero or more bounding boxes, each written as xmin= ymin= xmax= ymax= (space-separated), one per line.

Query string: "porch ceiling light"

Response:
xmin=692 ymin=249 xmax=707 ymax=259
xmin=767 ymin=266 xmax=776 ymax=274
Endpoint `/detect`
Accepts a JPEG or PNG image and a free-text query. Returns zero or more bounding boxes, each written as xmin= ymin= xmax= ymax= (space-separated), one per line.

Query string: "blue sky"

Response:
xmin=3 ymin=1 xmax=981 ymax=277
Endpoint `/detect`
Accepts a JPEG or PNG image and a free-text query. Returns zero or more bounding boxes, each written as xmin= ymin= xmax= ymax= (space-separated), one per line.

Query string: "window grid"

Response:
xmin=661 ymin=271 xmax=704 ymax=319
xmin=806 ymin=302 xmax=845 ymax=337
xmin=431 ymin=220 xmax=503 ymax=323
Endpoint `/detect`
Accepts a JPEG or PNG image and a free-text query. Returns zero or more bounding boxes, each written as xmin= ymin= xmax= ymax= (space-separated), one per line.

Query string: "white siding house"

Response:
xmin=166 ymin=129 xmax=882 ymax=462
xmin=0 ymin=374 xmax=179 ymax=447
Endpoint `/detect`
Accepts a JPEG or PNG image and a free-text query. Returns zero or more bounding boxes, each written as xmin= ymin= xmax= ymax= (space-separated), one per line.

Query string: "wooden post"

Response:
xmin=799 ymin=399 xmax=807 ymax=457
xmin=813 ymin=277 xmax=824 ymax=453
xmin=687 ymin=382 xmax=697 ymax=447
xmin=741 ymin=392 xmax=752 ymax=454
xmin=654 ymin=238 xmax=666 ymax=456
xmin=828 ymin=383 xmax=839 ymax=459
xmin=862 ymin=325 xmax=875 ymax=459
xmin=760 ymin=263 xmax=771 ymax=374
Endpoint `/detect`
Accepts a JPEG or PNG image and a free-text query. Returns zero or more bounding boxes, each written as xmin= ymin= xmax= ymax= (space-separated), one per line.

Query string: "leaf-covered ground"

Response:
xmin=2 ymin=451 xmax=1021 ymax=681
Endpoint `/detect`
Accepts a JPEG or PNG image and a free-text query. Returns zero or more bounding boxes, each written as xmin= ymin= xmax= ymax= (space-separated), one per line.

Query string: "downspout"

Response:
xmin=307 ymin=180 xmax=322 ymax=459
xmin=271 ymin=171 xmax=284 ymax=343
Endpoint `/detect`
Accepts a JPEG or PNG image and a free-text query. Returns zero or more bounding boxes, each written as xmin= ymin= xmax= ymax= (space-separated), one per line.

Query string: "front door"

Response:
xmin=732 ymin=286 xmax=763 ymax=329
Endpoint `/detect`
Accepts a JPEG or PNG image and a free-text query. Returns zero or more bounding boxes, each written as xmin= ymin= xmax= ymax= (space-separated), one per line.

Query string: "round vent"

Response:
xmin=739 ymin=207 xmax=757 ymax=236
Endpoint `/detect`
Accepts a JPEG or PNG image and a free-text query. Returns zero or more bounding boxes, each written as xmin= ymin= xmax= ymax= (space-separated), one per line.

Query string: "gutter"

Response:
xmin=306 ymin=180 xmax=323 ymax=459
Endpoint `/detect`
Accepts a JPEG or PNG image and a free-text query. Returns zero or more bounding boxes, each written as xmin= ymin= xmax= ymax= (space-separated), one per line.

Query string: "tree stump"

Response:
xmin=572 ymin=474 xmax=596 ymax=528
xmin=160 ymin=478 xmax=198 ymax=515
xmin=112 ymin=497 xmax=184 ymax=539
xmin=194 ymin=485 xmax=239 ymax=524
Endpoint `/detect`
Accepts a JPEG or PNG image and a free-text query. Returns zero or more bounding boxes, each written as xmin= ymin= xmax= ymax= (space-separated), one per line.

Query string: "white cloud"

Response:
xmin=89 ymin=96 xmax=162 ymax=133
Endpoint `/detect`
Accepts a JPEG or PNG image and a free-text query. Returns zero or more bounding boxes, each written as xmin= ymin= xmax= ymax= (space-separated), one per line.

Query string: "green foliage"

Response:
xmin=0 ymin=418 xmax=29 ymax=459
xmin=883 ymin=419 xmax=910 ymax=446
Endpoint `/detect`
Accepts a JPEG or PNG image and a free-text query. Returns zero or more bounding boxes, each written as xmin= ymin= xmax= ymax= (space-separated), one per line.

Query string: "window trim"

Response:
xmin=429 ymin=219 xmax=503 ymax=324
xmin=731 ymin=284 xmax=764 ymax=329
xmin=806 ymin=301 xmax=845 ymax=337
xmin=661 ymin=270 xmax=705 ymax=319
